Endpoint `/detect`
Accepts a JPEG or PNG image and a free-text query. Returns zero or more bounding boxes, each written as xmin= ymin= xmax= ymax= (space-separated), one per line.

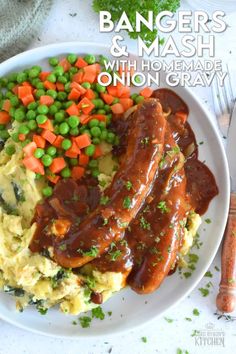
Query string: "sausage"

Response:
xmin=128 ymin=152 xmax=188 ymax=294
xmin=53 ymin=99 xmax=167 ymax=268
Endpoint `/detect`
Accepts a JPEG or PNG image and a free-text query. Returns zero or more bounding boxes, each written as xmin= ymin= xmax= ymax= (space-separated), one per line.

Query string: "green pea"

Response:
xmin=88 ymin=159 xmax=98 ymax=168
xmin=47 ymin=89 xmax=57 ymax=99
xmin=0 ymin=77 xmax=8 ymax=87
xmin=57 ymin=75 xmax=67 ymax=84
xmin=21 ymin=139 xmax=31 ymax=148
xmin=88 ymin=119 xmax=99 ymax=128
xmin=59 ymin=122 xmax=69 ymax=135
xmin=92 ymin=99 xmax=104 ymax=109
xmin=0 ymin=130 xmax=10 ymax=140
xmin=104 ymin=104 xmax=111 ymax=113
xmin=36 ymin=115 xmax=48 ymax=124
xmin=47 ymin=74 xmax=57 ymax=83
xmin=70 ymin=127 xmax=79 ymax=136
xmin=95 ymin=83 xmax=106 ymax=93
xmin=36 ymin=82 xmax=44 ymax=89
xmin=9 ymin=95 xmax=19 ymax=107
xmin=61 ymin=167 xmax=71 ymax=178
xmin=5 ymin=91 xmax=13 ymax=98
xmin=67 ymin=53 xmax=77 ymax=64
xmin=93 ymin=137 xmax=100 ymax=145
xmin=84 ymin=54 xmax=96 ymax=64
xmin=8 ymin=72 xmax=17 ymax=82
xmin=55 ymin=111 xmax=65 ymax=122
xmin=9 ymin=107 xmax=16 ymax=117
xmin=106 ymin=132 xmax=116 ymax=144
xmin=49 ymin=104 xmax=58 ymax=115
xmin=26 ymin=110 xmax=36 ymax=120
xmin=112 ymin=98 xmax=119 ymax=104
xmin=68 ymin=115 xmax=79 ymax=128
xmin=114 ymin=136 xmax=120 ymax=145
xmin=70 ymin=158 xmax=78 ymax=166
xmin=100 ymin=130 xmax=108 ymax=140
xmin=62 ymin=139 xmax=72 ymax=150
xmin=5 ymin=144 xmax=15 ymax=156
xmin=35 ymin=173 xmax=43 ymax=180
xmin=99 ymin=55 xmax=109 ymax=66
xmin=91 ymin=169 xmax=99 ymax=178
xmin=57 ymin=92 xmax=67 ymax=101
xmin=64 ymin=82 xmax=71 ymax=93
xmin=53 ymin=66 xmax=64 ymax=76
xmin=35 ymin=89 xmax=46 ymax=99
xmin=135 ymin=95 xmax=144 ymax=104
xmin=91 ymin=126 xmax=101 ymax=137
xmin=28 ymin=68 xmax=39 ymax=79
xmin=17 ymin=72 xmax=27 ymax=83
xmin=34 ymin=148 xmax=45 ymax=158
xmin=81 ymin=82 xmax=91 ymax=89
xmin=99 ymin=122 xmax=106 ymax=130
xmin=31 ymin=78 xmax=40 ymax=87
xmin=37 ymin=104 xmax=49 ymax=115
xmin=32 ymin=65 xmax=41 ymax=73
xmin=84 ymin=144 xmax=95 ymax=156
xmin=27 ymin=120 xmax=37 ymax=131
xmin=63 ymin=101 xmax=73 ymax=109
xmin=54 ymin=101 xmax=62 ymax=109
xmin=11 ymin=132 xmax=20 ymax=142
xmin=97 ymin=109 xmax=106 ymax=115
xmin=42 ymin=154 xmax=53 ymax=167
xmin=28 ymin=102 xmax=38 ymax=110
xmin=18 ymin=125 xmax=30 ymax=135
xmin=53 ymin=125 xmax=60 ymax=135
xmin=47 ymin=146 xmax=57 ymax=156
xmin=42 ymin=186 xmax=53 ymax=197
xmin=14 ymin=109 xmax=25 ymax=122
xmin=83 ymin=129 xmax=91 ymax=137
xmin=69 ymin=67 xmax=78 ymax=75
xmin=0 ymin=124 xmax=5 ymax=130
xmin=49 ymin=57 xmax=59 ymax=67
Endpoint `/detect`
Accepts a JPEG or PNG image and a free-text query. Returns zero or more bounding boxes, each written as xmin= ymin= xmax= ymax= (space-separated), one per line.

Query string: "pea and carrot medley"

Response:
xmin=0 ymin=53 xmax=153 ymax=196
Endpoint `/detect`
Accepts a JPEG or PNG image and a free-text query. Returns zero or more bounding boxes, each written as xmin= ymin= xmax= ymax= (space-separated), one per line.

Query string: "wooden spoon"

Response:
xmin=216 ymin=193 xmax=236 ymax=312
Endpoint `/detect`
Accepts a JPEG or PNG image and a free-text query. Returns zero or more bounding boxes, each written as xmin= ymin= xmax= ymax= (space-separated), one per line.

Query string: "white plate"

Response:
xmin=0 ymin=42 xmax=230 ymax=338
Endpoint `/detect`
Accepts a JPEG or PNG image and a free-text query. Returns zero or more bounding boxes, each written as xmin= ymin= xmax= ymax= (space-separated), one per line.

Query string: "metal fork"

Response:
xmin=211 ymin=65 xmax=236 ymax=138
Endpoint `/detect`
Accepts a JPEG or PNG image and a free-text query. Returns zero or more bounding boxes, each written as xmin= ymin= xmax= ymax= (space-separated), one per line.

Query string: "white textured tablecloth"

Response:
xmin=0 ymin=1 xmax=235 ymax=353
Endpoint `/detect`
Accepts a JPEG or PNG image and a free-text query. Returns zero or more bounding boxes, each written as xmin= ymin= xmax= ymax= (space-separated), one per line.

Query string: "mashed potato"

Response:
xmin=0 ymin=139 xmax=201 ymax=315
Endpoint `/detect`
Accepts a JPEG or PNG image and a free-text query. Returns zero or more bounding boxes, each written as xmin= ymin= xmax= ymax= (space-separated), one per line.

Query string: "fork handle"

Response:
xmin=216 ymin=193 xmax=236 ymax=313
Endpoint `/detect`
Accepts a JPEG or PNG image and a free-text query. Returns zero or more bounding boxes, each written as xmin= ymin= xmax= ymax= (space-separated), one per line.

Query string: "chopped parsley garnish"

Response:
xmin=191 ymin=329 xmax=200 ymax=337
xmin=100 ymin=195 xmax=110 ymax=205
xmin=51 ymin=269 xmax=69 ymax=289
xmin=188 ymin=253 xmax=199 ymax=263
xmin=92 ymin=306 xmax=105 ymax=320
xmin=140 ymin=216 xmax=151 ymax=230
xmin=198 ymin=287 xmax=210 ymax=297
xmin=38 ymin=307 xmax=48 ymax=315
xmin=185 ymin=317 xmax=192 ymax=322
xmin=79 ymin=316 xmax=92 ymax=328
xmin=83 ymin=246 xmax=99 ymax=257
xmin=157 ymin=200 xmax=170 ymax=214
xmin=59 ymin=243 xmax=67 ymax=251
xmin=72 ymin=320 xmax=78 ymax=325
xmin=204 ymin=271 xmax=213 ymax=278
xmin=193 ymin=308 xmax=200 ymax=316
xmin=141 ymin=336 xmax=147 ymax=343
xmin=123 ymin=196 xmax=131 ymax=209
xmin=183 ymin=272 xmax=191 ymax=279
xmin=177 ymin=349 xmax=189 ymax=354
xmin=167 ymin=146 xmax=180 ymax=157
xmin=159 ymin=156 xmax=166 ymax=169
xmin=120 ymin=239 xmax=128 ymax=247
xmin=205 ymin=218 xmax=211 ymax=224
xmin=141 ymin=137 xmax=150 ymax=146
xmin=109 ymin=249 xmax=122 ymax=261
xmin=107 ymin=311 xmax=112 ymax=316
xmin=86 ymin=275 xmax=96 ymax=289
xmin=215 ymin=265 xmax=220 ymax=271
xmin=228 ymin=278 xmax=235 ymax=284
xmin=164 ymin=317 xmax=174 ymax=323
xmin=103 ymin=218 xmax=108 ymax=225
xmin=125 ymin=180 xmax=133 ymax=191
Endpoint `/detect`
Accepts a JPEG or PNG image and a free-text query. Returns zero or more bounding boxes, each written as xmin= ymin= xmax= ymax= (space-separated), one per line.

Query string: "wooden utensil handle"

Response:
xmin=216 ymin=193 xmax=236 ymax=313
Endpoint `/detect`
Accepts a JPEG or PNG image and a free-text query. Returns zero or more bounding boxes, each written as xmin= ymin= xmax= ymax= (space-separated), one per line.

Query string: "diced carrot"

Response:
xmin=22 ymin=156 xmax=45 ymax=175
xmin=33 ymin=134 xmax=46 ymax=148
xmin=47 ymin=174 xmax=60 ymax=184
xmin=21 ymin=94 xmax=35 ymax=106
xmin=23 ymin=141 xmax=37 ymax=156
xmin=0 ymin=111 xmax=10 ymax=124
xmin=82 ymin=64 xmax=99 ymax=83
xmin=83 ymin=88 xmax=96 ymax=100
xmin=117 ymin=82 xmax=130 ymax=98
xmin=72 ymin=71 xmax=84 ymax=84
xmin=119 ymin=98 xmax=133 ymax=112
xmin=38 ymin=119 xmax=54 ymax=132
xmin=140 ymin=87 xmax=153 ymax=98
xmin=70 ymin=82 xmax=86 ymax=94
xmin=18 ymin=134 xmax=26 ymax=141
xmin=65 ymin=142 xmax=81 ymax=158
xmin=110 ymin=103 xmax=124 ymax=114
xmin=77 ymin=97 xmax=95 ymax=115
xmin=71 ymin=166 xmax=85 ymax=180
xmin=79 ymin=153 xmax=89 ymax=166
xmin=107 ymin=86 xmax=118 ymax=97
xmin=79 ymin=114 xmax=90 ymax=125
xmin=49 ymin=157 xmax=66 ymax=174
xmin=18 ymin=86 xmax=32 ymax=99
xmin=56 ymin=82 xmax=65 ymax=92
xmin=40 ymin=95 xmax=54 ymax=106
xmin=12 ymin=84 xmax=20 ymax=95
xmin=75 ymin=133 xmax=91 ymax=149
xmin=52 ymin=135 xmax=64 ymax=148
xmin=59 ymin=58 xmax=71 ymax=72
xmin=68 ymin=88 xmax=81 ymax=101
xmin=2 ymin=99 xmax=11 ymax=112
xmin=66 ymin=103 xmax=79 ymax=116
xmin=39 ymin=72 xmax=50 ymax=81
xmin=22 ymin=81 xmax=32 ymax=87
xmin=175 ymin=111 xmax=188 ymax=124
xmin=75 ymin=57 xmax=88 ymax=68
xmin=93 ymin=145 xmax=102 ymax=159
xmin=100 ymin=93 xmax=115 ymax=105
xmin=44 ymin=81 xmax=56 ymax=90
xmin=90 ymin=114 xmax=107 ymax=122
xmin=41 ymin=129 xmax=57 ymax=144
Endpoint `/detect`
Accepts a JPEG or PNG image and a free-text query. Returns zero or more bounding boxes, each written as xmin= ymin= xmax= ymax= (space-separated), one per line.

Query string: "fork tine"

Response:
xmin=226 ymin=64 xmax=236 ymax=111
xmin=212 ymin=75 xmax=225 ymax=116
xmin=216 ymin=72 xmax=230 ymax=114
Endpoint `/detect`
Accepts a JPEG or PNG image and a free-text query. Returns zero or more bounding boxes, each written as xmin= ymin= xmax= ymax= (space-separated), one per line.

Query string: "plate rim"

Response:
xmin=0 ymin=41 xmax=231 ymax=339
